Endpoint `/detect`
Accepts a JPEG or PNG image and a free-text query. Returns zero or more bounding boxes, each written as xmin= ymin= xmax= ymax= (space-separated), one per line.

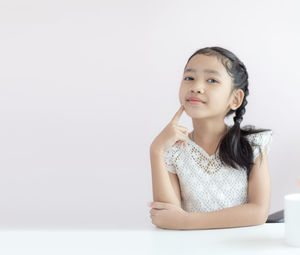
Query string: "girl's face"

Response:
xmin=179 ymin=54 xmax=241 ymax=119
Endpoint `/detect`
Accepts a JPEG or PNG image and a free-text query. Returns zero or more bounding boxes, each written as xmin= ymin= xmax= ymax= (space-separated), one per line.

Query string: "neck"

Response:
xmin=192 ymin=119 xmax=229 ymax=145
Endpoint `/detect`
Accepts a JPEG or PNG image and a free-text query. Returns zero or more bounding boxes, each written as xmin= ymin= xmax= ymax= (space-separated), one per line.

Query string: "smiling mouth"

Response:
xmin=186 ymin=97 xmax=206 ymax=103
xmin=187 ymin=99 xmax=205 ymax=102
xmin=187 ymin=100 xmax=205 ymax=105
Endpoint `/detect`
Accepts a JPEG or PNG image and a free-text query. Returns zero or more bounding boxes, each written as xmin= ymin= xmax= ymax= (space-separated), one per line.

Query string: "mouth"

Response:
xmin=186 ymin=97 xmax=206 ymax=104
xmin=187 ymin=100 xmax=205 ymax=105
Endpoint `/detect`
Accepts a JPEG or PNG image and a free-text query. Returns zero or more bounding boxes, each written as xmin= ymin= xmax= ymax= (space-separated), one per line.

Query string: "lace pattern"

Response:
xmin=163 ymin=130 xmax=273 ymax=212
xmin=247 ymin=130 xmax=273 ymax=161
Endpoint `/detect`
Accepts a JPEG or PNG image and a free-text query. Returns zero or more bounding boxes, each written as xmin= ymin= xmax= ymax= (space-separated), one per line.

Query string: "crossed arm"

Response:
xmin=185 ymin=202 xmax=267 ymax=230
xmin=185 ymin=146 xmax=271 ymax=229
xmin=150 ymin=146 xmax=271 ymax=230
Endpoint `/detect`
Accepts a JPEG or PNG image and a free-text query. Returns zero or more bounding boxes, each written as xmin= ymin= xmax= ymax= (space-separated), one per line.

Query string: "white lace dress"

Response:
xmin=163 ymin=129 xmax=273 ymax=213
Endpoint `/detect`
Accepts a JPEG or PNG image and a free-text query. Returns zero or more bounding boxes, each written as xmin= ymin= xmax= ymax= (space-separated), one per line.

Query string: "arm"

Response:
xmin=185 ymin=145 xmax=271 ymax=230
xmin=150 ymin=146 xmax=181 ymax=207
xmin=186 ymin=203 xmax=265 ymax=230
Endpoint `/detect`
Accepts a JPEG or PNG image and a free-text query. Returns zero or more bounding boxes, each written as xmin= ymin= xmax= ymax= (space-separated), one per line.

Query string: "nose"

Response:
xmin=191 ymin=85 xmax=205 ymax=94
xmin=190 ymin=80 xmax=206 ymax=93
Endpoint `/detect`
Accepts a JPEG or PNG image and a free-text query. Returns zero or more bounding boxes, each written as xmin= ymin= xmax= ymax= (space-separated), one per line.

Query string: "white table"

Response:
xmin=0 ymin=223 xmax=299 ymax=255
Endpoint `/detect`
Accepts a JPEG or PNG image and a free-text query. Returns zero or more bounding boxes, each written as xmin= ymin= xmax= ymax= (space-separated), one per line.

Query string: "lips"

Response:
xmin=187 ymin=97 xmax=206 ymax=103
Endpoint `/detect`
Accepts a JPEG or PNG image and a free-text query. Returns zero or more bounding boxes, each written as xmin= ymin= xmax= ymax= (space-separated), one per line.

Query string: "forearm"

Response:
xmin=186 ymin=203 xmax=266 ymax=230
xmin=150 ymin=147 xmax=181 ymax=207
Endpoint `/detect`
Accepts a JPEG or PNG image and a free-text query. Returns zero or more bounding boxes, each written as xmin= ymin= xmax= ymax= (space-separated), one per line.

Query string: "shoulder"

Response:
xmin=244 ymin=129 xmax=273 ymax=161
xmin=245 ymin=130 xmax=273 ymax=146
xmin=163 ymin=143 xmax=185 ymax=174
xmin=163 ymin=143 xmax=185 ymax=160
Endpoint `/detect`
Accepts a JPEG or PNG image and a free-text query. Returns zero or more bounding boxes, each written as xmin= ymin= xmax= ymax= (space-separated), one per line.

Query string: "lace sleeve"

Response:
xmin=163 ymin=146 xmax=179 ymax=174
xmin=250 ymin=130 xmax=273 ymax=161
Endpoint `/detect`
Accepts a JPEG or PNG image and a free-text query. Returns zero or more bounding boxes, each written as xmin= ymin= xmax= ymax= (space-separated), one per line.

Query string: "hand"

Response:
xmin=148 ymin=201 xmax=189 ymax=230
xmin=150 ymin=105 xmax=189 ymax=154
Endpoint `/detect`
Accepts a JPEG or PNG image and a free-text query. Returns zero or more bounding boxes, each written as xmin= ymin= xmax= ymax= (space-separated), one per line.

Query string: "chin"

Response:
xmin=184 ymin=102 xmax=207 ymax=114
xmin=185 ymin=109 xmax=207 ymax=118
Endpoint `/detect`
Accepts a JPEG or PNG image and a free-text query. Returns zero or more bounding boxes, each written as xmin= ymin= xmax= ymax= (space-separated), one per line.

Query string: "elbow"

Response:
xmin=256 ymin=215 xmax=267 ymax=225
xmin=261 ymin=212 xmax=269 ymax=224
xmin=249 ymin=203 xmax=269 ymax=225
xmin=256 ymin=207 xmax=269 ymax=225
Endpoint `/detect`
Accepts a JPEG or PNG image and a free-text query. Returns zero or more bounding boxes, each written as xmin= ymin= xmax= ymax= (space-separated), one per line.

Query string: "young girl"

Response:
xmin=149 ymin=46 xmax=273 ymax=230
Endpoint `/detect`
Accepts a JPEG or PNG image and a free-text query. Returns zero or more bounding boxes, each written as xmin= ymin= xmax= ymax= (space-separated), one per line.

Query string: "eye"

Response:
xmin=184 ymin=77 xmax=219 ymax=83
xmin=208 ymin=78 xmax=218 ymax=83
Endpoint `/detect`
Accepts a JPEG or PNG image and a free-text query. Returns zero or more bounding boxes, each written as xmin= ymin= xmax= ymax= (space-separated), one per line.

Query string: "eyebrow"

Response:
xmin=184 ymin=68 xmax=221 ymax=77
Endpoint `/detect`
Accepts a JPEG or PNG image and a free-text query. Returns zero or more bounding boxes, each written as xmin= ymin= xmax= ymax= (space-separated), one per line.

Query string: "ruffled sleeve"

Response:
xmin=248 ymin=130 xmax=273 ymax=161
xmin=163 ymin=145 xmax=180 ymax=174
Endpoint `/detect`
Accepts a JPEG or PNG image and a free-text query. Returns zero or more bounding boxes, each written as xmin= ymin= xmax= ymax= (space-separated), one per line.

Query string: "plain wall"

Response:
xmin=0 ymin=0 xmax=299 ymax=229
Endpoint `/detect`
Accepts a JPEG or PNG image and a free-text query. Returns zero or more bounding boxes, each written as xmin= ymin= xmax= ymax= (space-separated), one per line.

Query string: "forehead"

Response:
xmin=184 ymin=54 xmax=231 ymax=80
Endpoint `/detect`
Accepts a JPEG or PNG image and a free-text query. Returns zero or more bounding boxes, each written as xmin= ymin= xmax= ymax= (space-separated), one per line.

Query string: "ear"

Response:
xmin=230 ymin=89 xmax=244 ymax=110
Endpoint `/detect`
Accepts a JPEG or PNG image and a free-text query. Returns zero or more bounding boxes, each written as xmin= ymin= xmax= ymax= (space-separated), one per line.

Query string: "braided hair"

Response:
xmin=184 ymin=46 xmax=272 ymax=180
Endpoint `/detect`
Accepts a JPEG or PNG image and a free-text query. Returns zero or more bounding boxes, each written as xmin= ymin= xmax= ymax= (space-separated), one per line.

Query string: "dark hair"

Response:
xmin=184 ymin=46 xmax=272 ymax=180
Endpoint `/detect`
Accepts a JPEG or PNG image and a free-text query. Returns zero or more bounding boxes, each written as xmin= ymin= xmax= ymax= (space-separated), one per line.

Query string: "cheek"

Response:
xmin=212 ymin=98 xmax=229 ymax=111
xmin=211 ymin=90 xmax=227 ymax=103
xmin=179 ymin=95 xmax=183 ymax=105
xmin=179 ymin=88 xmax=185 ymax=105
xmin=204 ymin=93 xmax=225 ymax=109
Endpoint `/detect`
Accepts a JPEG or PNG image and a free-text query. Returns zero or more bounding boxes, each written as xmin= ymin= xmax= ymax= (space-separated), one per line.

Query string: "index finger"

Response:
xmin=170 ymin=105 xmax=185 ymax=124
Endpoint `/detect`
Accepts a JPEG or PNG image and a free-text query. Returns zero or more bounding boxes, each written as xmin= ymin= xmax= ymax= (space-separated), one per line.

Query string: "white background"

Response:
xmin=0 ymin=0 xmax=299 ymax=229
